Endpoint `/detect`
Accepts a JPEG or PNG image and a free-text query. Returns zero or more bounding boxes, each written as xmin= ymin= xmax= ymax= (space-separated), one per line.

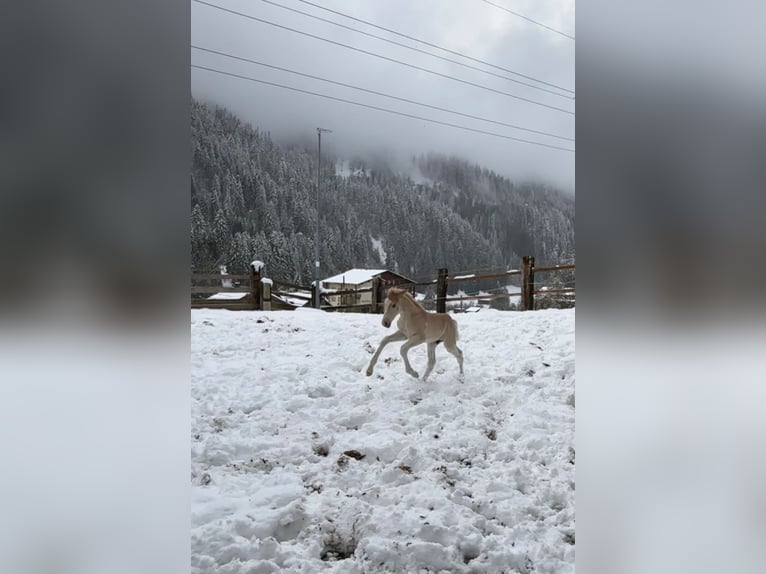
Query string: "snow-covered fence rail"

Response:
xmin=436 ymin=257 xmax=575 ymax=312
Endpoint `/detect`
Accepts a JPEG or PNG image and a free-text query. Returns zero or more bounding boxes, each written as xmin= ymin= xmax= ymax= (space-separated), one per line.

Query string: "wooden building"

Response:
xmin=321 ymin=269 xmax=415 ymax=307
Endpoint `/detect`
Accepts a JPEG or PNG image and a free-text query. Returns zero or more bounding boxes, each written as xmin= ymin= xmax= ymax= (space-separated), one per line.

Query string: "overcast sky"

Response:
xmin=191 ymin=0 xmax=575 ymax=191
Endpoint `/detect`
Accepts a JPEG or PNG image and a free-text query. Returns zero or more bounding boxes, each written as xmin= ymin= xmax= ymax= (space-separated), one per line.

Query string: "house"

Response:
xmin=321 ymin=268 xmax=415 ymax=307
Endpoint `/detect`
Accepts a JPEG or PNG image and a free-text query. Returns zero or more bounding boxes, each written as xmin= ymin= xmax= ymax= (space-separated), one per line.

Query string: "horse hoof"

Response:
xmin=409 ymin=371 xmax=419 ymax=379
xmin=365 ymin=370 xmax=373 ymax=377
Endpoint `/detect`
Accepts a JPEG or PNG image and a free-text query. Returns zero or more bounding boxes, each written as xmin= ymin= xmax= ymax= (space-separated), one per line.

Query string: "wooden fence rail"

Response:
xmin=436 ymin=256 xmax=574 ymax=312
xmin=323 ymin=303 xmax=375 ymax=312
xmin=324 ymin=287 xmax=374 ymax=297
xmin=531 ymin=264 xmax=576 ymax=273
xmin=191 ymin=255 xmax=573 ymax=313
xmin=272 ymin=278 xmax=312 ymax=291
xmin=535 ymin=288 xmax=576 ymax=296
xmin=191 ymin=286 xmax=253 ymax=295
xmin=443 ymin=293 xmax=518 ymax=303
xmin=447 ymin=269 xmax=521 ymax=283
xmin=191 ymin=273 xmax=252 ymax=282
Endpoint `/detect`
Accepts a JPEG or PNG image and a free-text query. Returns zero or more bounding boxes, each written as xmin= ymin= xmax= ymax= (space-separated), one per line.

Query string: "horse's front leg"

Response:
xmin=366 ymin=331 xmax=407 ymax=376
xmin=400 ymin=336 xmax=425 ymax=379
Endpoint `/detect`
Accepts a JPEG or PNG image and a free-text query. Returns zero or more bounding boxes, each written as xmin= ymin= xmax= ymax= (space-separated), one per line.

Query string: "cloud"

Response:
xmin=191 ymin=0 xmax=575 ymax=190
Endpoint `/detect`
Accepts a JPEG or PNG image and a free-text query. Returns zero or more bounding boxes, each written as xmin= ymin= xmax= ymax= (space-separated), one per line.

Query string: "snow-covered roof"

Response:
xmin=321 ymin=269 xmax=387 ymax=286
xmin=208 ymin=292 xmax=248 ymax=300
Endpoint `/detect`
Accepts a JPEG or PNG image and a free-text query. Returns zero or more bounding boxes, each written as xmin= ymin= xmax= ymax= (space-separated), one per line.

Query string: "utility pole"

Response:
xmin=315 ymin=127 xmax=332 ymax=308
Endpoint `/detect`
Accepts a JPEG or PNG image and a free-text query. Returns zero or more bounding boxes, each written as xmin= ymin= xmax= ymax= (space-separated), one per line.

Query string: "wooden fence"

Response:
xmin=191 ymin=256 xmax=574 ymax=313
xmin=191 ymin=271 xmax=259 ymax=311
xmin=434 ymin=256 xmax=575 ymax=312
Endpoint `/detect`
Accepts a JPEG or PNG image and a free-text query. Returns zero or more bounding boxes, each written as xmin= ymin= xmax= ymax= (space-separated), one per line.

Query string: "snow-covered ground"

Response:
xmin=191 ymin=308 xmax=575 ymax=573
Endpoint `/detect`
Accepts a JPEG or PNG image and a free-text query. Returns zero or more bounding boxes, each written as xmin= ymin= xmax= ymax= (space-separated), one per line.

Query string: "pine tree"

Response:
xmin=191 ymin=203 xmax=211 ymax=271
xmin=212 ymin=209 xmax=230 ymax=266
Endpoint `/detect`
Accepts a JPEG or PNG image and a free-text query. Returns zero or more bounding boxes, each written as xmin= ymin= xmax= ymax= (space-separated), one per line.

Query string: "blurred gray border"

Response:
xmin=577 ymin=2 xmax=766 ymax=574
xmin=0 ymin=2 xmax=191 ymax=574
xmin=0 ymin=0 xmax=191 ymax=325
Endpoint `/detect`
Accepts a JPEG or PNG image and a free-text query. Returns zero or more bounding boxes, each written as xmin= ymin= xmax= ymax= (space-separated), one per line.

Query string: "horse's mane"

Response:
xmin=388 ymin=287 xmax=425 ymax=311
xmin=400 ymin=290 xmax=425 ymax=311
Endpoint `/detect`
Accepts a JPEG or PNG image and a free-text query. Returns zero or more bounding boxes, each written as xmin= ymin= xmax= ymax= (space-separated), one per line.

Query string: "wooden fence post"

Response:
xmin=250 ymin=264 xmax=262 ymax=310
xmin=260 ymin=278 xmax=272 ymax=311
xmin=436 ymin=268 xmax=448 ymax=314
xmin=312 ymin=281 xmax=321 ymax=309
xmin=371 ymin=277 xmax=382 ymax=313
xmin=521 ymin=256 xmax=535 ymax=311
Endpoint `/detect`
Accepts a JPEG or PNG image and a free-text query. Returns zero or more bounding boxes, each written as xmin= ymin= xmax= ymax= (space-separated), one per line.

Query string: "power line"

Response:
xmin=258 ymin=0 xmax=572 ymax=100
xmin=191 ymin=64 xmax=575 ymax=152
xmin=292 ymin=0 xmax=574 ymax=95
xmin=192 ymin=0 xmax=574 ymax=116
xmin=192 ymin=45 xmax=575 ymax=142
xmin=479 ymin=0 xmax=575 ymax=41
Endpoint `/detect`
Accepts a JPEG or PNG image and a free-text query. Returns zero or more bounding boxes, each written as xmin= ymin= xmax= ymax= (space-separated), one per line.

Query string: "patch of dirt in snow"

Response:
xmin=192 ymin=308 xmax=575 ymax=574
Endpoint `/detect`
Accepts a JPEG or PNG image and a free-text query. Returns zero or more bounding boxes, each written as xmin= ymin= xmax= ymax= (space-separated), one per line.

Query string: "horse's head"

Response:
xmin=382 ymin=288 xmax=405 ymax=328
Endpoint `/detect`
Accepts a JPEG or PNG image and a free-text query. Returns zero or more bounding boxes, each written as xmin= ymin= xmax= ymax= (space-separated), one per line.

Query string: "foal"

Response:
xmin=366 ymin=288 xmax=464 ymax=381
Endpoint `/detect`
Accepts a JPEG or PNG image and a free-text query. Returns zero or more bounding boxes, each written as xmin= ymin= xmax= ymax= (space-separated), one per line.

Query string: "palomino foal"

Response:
xmin=366 ymin=288 xmax=463 ymax=381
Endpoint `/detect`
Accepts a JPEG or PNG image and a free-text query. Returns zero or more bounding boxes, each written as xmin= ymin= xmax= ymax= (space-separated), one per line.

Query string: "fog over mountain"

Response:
xmin=191 ymin=0 xmax=575 ymax=192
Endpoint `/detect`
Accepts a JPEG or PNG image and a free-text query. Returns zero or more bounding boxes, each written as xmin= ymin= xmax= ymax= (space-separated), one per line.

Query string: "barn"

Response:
xmin=321 ymin=268 xmax=415 ymax=308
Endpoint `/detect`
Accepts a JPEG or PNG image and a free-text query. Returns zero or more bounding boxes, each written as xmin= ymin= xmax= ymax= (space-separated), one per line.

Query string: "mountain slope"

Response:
xmin=191 ymin=99 xmax=574 ymax=283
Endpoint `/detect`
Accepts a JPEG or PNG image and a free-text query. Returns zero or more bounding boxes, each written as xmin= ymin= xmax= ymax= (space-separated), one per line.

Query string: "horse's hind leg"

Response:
xmin=400 ymin=337 xmax=424 ymax=379
xmin=422 ymin=342 xmax=437 ymax=382
xmin=445 ymin=341 xmax=464 ymax=377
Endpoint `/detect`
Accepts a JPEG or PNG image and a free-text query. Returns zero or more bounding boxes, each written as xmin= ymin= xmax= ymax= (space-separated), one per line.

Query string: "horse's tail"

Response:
xmin=452 ymin=317 xmax=460 ymax=342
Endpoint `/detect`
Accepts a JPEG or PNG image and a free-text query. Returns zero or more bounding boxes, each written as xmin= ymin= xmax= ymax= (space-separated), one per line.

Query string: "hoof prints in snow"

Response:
xmin=192 ymin=307 xmax=575 ymax=573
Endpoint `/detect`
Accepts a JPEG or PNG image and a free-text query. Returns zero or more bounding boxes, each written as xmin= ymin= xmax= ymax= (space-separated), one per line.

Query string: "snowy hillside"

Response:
xmin=191 ymin=308 xmax=575 ymax=573
xmin=191 ymin=100 xmax=574 ymax=281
